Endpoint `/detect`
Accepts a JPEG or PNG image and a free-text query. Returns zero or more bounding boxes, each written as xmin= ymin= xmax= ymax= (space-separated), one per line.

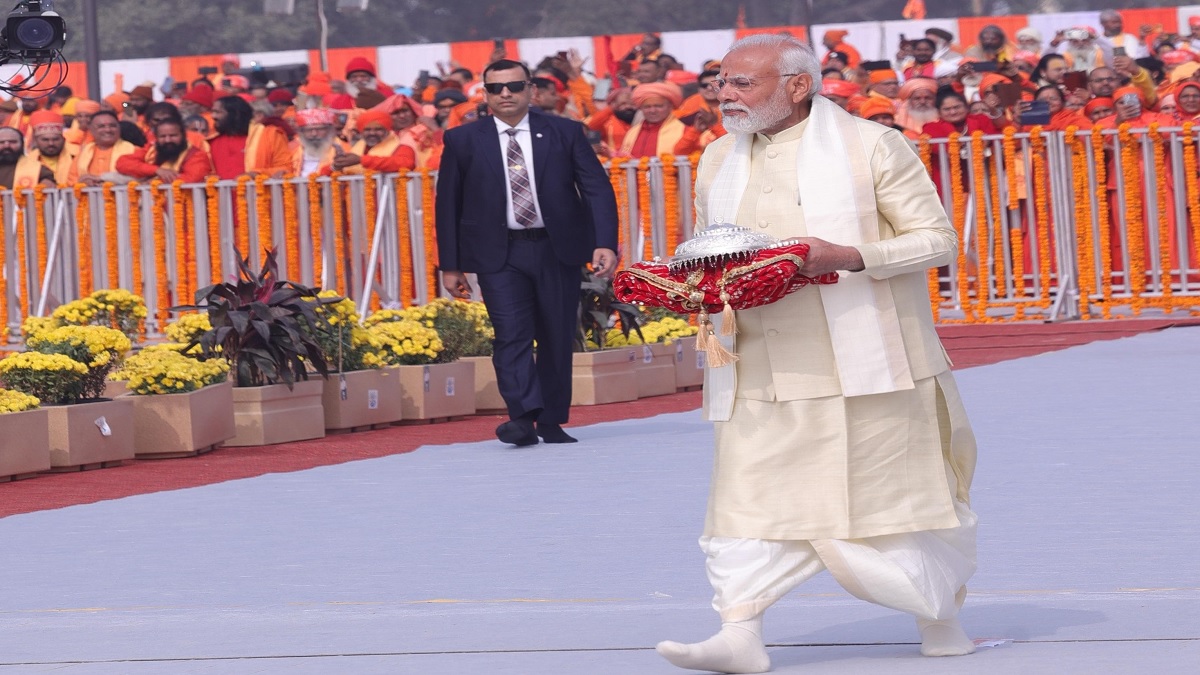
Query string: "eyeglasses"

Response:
xmin=483 ymin=80 xmax=529 ymax=95
xmin=707 ymin=74 xmax=800 ymax=93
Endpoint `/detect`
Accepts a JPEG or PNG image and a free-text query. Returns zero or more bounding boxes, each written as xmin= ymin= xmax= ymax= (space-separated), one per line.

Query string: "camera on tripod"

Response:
xmin=1 ymin=0 xmax=66 ymax=56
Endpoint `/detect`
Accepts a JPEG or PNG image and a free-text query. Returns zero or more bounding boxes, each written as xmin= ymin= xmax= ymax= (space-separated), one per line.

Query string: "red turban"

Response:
xmin=356 ymin=109 xmax=392 ymax=132
xmin=1013 ymin=50 xmax=1039 ymax=67
xmin=631 ymin=82 xmax=683 ymax=108
xmin=898 ymin=77 xmax=937 ymax=101
xmin=74 ymin=99 xmax=101 ymax=115
xmin=868 ymin=69 xmax=898 ymax=84
xmin=345 ymin=57 xmax=377 ymax=78
xmin=1190 ymin=16 xmax=1200 ymax=29
xmin=820 ymin=78 xmax=860 ymax=98
xmin=295 ymin=108 xmax=337 ymax=127
xmin=327 ymin=94 xmax=354 ymax=110
xmin=30 ymin=110 xmax=63 ymax=131
xmin=1112 ymin=85 xmax=1145 ymax=104
xmin=1084 ymin=97 xmax=1114 ymax=115
xmin=182 ymin=87 xmax=213 ymax=109
xmin=267 ymin=89 xmax=294 ymax=105
xmin=1162 ymin=50 xmax=1195 ymax=66
xmin=665 ymin=70 xmax=698 ymax=85
xmin=858 ymin=97 xmax=896 ymax=120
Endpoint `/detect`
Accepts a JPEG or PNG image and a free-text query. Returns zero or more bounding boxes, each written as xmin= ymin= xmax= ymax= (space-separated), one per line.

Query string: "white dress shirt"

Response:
xmin=494 ymin=115 xmax=546 ymax=230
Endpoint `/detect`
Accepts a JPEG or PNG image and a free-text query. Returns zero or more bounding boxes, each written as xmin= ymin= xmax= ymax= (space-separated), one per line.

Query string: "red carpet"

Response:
xmin=3 ymin=318 xmax=1197 ymax=518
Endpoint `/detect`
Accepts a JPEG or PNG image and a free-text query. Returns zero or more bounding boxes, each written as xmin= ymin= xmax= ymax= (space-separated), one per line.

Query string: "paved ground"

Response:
xmin=1 ymin=326 xmax=1198 ymax=674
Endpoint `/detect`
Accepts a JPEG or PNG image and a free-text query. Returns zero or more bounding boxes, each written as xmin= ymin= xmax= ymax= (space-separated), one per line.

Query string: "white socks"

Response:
xmin=917 ymin=616 xmax=976 ymax=656
xmin=656 ymin=616 xmax=771 ymax=674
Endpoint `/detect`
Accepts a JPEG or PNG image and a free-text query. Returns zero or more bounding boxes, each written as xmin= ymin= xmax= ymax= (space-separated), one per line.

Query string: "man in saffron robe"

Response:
xmin=619 ymin=82 xmax=701 ymax=157
xmin=28 ymin=110 xmax=77 ymax=185
xmin=208 ymin=95 xmax=292 ymax=179
xmin=291 ymin=108 xmax=345 ymax=177
xmin=64 ymin=99 xmax=99 ymax=146
xmin=821 ymin=30 xmax=862 ymax=69
xmin=116 ymin=119 xmax=213 ymax=184
xmin=0 ymin=126 xmax=53 ymax=190
xmin=331 ymin=110 xmax=416 ymax=174
xmin=67 ymin=110 xmax=138 ymax=186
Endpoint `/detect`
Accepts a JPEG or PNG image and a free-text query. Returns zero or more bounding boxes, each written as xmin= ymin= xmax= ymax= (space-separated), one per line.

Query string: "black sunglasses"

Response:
xmin=483 ymin=80 xmax=529 ymax=95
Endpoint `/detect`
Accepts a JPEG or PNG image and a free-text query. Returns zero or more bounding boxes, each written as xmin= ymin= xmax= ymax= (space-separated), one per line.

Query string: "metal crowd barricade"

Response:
xmin=4 ymin=132 xmax=1200 ymax=343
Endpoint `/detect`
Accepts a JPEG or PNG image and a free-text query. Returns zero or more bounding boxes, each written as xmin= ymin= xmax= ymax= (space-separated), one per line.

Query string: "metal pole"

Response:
xmin=83 ymin=0 xmax=102 ymax=98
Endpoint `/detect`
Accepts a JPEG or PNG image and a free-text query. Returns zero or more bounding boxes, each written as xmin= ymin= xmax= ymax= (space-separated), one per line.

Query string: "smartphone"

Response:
xmin=1062 ymin=70 xmax=1089 ymax=91
xmin=1022 ymin=100 xmax=1051 ymax=126
xmin=861 ymin=60 xmax=893 ymax=72
xmin=972 ymin=61 xmax=1000 ymax=73
xmin=1113 ymin=46 xmax=1126 ymax=57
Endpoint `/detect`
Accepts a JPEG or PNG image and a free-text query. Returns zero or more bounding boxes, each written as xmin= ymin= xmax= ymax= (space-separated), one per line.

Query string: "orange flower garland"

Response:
xmin=363 ymin=170 xmax=380 ymax=311
xmin=235 ymin=175 xmax=252 ymax=258
xmin=1065 ymin=128 xmax=1094 ymax=319
xmin=281 ymin=177 xmax=300 ymax=280
xmin=74 ymin=185 xmax=92 ymax=295
xmin=125 ymin=182 xmax=143 ymax=301
xmin=14 ymin=191 xmax=28 ymax=317
xmin=918 ymin=135 xmax=933 ymax=176
xmin=33 ymin=186 xmax=47 ymax=281
xmin=1030 ymin=126 xmax=1054 ymax=312
xmin=970 ymin=131 xmax=991 ymax=321
xmin=1118 ymin=123 xmax=1144 ymax=314
xmin=172 ymin=181 xmax=191 ymax=307
xmin=609 ymin=160 xmax=629 ymax=267
xmin=0 ymin=196 xmax=6 ymax=327
xmin=1182 ymin=122 xmax=1200 ymax=294
xmin=419 ymin=169 xmax=438 ymax=302
xmin=987 ymin=143 xmax=1006 ymax=304
xmin=1149 ymin=124 xmax=1172 ymax=307
xmin=307 ymin=174 xmax=324 ymax=285
xmin=150 ymin=180 xmax=169 ymax=325
xmin=102 ymin=182 xmax=118 ymax=288
xmin=1091 ymin=125 xmax=1112 ymax=318
xmin=947 ymin=133 xmax=972 ymax=320
xmin=205 ymin=176 xmax=221 ymax=283
xmin=660 ymin=154 xmax=680 ymax=257
xmin=1010 ymin=227 xmax=1026 ymax=320
xmin=254 ymin=174 xmax=272 ymax=254
xmin=637 ymin=157 xmax=653 ymax=261
xmin=1002 ymin=127 xmax=1019 ymax=211
xmin=330 ymin=172 xmax=346 ymax=294
xmin=394 ymin=173 xmax=415 ymax=305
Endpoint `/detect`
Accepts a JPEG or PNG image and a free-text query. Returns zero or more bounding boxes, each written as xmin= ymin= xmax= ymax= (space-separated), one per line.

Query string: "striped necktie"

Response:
xmin=505 ymin=128 xmax=538 ymax=228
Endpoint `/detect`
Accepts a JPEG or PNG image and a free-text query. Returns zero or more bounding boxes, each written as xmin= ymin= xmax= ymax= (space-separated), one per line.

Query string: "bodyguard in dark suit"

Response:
xmin=435 ymin=59 xmax=619 ymax=447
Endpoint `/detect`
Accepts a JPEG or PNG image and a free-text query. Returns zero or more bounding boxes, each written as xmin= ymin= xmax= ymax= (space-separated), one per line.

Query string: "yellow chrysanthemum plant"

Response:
xmin=24 ymin=325 xmax=132 ymax=401
xmin=50 ymin=289 xmax=148 ymax=340
xmin=603 ymin=316 xmax=698 ymax=347
xmin=0 ymin=352 xmax=90 ymax=405
xmin=111 ymin=348 xmax=230 ymax=396
xmin=162 ymin=313 xmax=213 ymax=357
xmin=367 ymin=319 xmax=445 ymax=366
xmin=0 ymin=388 xmax=40 ymax=414
xmin=305 ymin=291 xmax=388 ymax=372
xmin=364 ymin=297 xmax=493 ymax=362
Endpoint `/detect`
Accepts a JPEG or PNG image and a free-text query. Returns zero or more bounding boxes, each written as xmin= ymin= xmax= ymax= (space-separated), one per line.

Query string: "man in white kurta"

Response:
xmin=656 ymin=35 xmax=979 ymax=675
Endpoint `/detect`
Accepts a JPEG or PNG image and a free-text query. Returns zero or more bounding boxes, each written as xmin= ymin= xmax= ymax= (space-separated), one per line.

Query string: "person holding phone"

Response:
xmin=922 ymin=87 xmax=1002 ymax=198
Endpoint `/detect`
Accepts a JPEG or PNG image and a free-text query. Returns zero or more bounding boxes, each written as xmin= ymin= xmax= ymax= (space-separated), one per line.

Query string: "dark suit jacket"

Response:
xmin=435 ymin=110 xmax=619 ymax=274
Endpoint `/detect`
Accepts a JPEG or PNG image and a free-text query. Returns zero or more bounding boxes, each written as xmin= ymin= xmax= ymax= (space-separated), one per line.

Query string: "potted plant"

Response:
xmin=113 ymin=344 xmax=235 ymax=458
xmin=572 ymin=269 xmax=642 ymax=405
xmin=180 ymin=248 xmax=331 ymax=447
xmin=0 ymin=388 xmax=50 ymax=480
xmin=310 ymin=291 xmax=402 ymax=431
xmin=604 ymin=311 xmax=700 ymax=398
xmin=365 ymin=313 xmax=474 ymax=422
xmin=51 ymin=288 xmax=148 ymax=341
xmin=4 ymin=324 xmax=136 ymax=470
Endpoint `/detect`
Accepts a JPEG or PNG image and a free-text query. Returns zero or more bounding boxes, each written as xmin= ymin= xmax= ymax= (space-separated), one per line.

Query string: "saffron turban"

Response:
xmin=1113 ymin=85 xmax=1145 ymax=103
xmin=1170 ymin=62 xmax=1200 ymax=83
xmin=868 ymin=69 xmax=898 ymax=84
xmin=295 ymin=107 xmax=337 ymax=127
xmin=345 ymin=57 xmax=377 ymax=78
xmin=858 ymin=97 xmax=896 ymax=120
xmin=824 ymin=30 xmax=848 ymax=42
xmin=1162 ymin=50 xmax=1195 ymax=66
xmin=978 ymin=73 xmax=1010 ymax=94
xmin=665 ymin=70 xmax=698 ymax=85
xmin=302 ymin=72 xmax=333 ymax=98
xmin=1013 ymin=50 xmax=1039 ymax=67
xmin=632 ymin=82 xmax=683 ymax=108
xmin=898 ymin=77 xmax=937 ymax=100
xmin=1084 ymin=97 xmax=1114 ymax=115
xmin=267 ymin=88 xmax=294 ymax=105
xmin=373 ymin=94 xmax=422 ymax=116
xmin=104 ymin=92 xmax=129 ymax=111
xmin=1174 ymin=81 xmax=1200 ymax=99
xmin=30 ymin=110 xmax=63 ymax=131
xmin=820 ymin=78 xmax=860 ymax=98
xmin=74 ymin=99 xmax=101 ymax=115
xmin=182 ymin=87 xmax=213 ymax=109
xmin=356 ymin=109 xmax=392 ymax=131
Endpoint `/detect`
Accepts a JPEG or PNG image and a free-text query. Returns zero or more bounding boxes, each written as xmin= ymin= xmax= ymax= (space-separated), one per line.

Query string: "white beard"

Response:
xmin=720 ymin=86 xmax=796 ymax=135
xmin=300 ymin=136 xmax=334 ymax=158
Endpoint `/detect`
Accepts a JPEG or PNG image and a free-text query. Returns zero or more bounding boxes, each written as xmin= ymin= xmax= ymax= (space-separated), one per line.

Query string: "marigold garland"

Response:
xmin=33 ymin=185 xmax=47 ymax=282
xmin=638 ymin=157 xmax=653 ymax=261
xmin=1149 ymin=124 xmax=1172 ymax=308
xmin=0 ymin=194 xmax=7 ymax=330
xmin=1002 ymin=127 xmax=1020 ymax=212
xmin=150 ymin=180 xmax=169 ymax=326
xmin=987 ymin=142 xmax=1006 ymax=306
xmin=102 ymin=182 xmax=118 ymax=288
xmin=126 ymin=183 xmax=144 ymax=340
xmin=918 ymin=135 xmax=933 ymax=176
xmin=1119 ymin=123 xmax=1144 ymax=314
xmin=947 ymin=133 xmax=972 ymax=321
xmin=307 ymin=174 xmax=324 ymax=285
xmin=609 ymin=160 xmax=629 ymax=268
xmin=970 ymin=131 xmax=991 ymax=322
xmin=419 ymin=169 xmax=438 ymax=302
xmin=330 ymin=172 xmax=347 ymax=294
xmin=281 ymin=176 xmax=300 ymax=281
xmin=660 ymin=154 xmax=680 ymax=258
xmin=254 ymin=173 xmax=272 ymax=254
xmin=1182 ymin=122 xmax=1200 ymax=296
xmin=1091 ymin=125 xmax=1113 ymax=318
xmin=235 ymin=175 xmax=252 ymax=259
xmin=1010 ymin=228 xmax=1026 ymax=320
xmin=74 ymin=184 xmax=92 ymax=295
xmin=205 ymin=176 xmax=221 ymax=283
xmin=172 ymin=181 xmax=191 ymax=308
xmin=14 ymin=190 xmax=28 ymax=317
xmin=394 ymin=173 xmax=415 ymax=305
xmin=1030 ymin=127 xmax=1054 ymax=312
xmin=363 ymin=170 xmax=380 ymax=311
xmin=1065 ymin=127 xmax=1094 ymax=319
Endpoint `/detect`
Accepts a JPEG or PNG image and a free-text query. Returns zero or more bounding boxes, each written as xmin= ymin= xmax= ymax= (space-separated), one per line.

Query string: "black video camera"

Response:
xmin=2 ymin=0 xmax=66 ymax=56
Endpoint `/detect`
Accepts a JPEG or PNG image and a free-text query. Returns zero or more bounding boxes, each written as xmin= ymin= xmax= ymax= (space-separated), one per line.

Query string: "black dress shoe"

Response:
xmin=497 ymin=419 xmax=538 ymax=446
xmin=537 ymin=423 xmax=578 ymax=443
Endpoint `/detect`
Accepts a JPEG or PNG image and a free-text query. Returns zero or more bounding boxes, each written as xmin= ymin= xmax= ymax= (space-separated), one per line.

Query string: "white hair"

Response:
xmin=726 ymin=34 xmax=822 ymax=99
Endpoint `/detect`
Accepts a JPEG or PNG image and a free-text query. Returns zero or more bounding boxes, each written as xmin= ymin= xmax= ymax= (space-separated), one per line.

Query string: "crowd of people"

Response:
xmin=2 ymin=13 xmax=1198 ymax=195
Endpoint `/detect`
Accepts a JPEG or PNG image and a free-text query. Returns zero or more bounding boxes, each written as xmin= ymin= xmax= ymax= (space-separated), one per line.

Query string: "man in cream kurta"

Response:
xmin=656 ymin=35 xmax=979 ymax=675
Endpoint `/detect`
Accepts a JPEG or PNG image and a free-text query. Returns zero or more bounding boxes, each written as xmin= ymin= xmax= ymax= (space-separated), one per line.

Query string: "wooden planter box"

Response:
xmin=127 ymin=380 xmax=236 ymax=458
xmin=461 ymin=355 xmax=506 ymax=413
xmin=104 ymin=379 xmax=129 ymax=399
xmin=634 ymin=342 xmax=678 ymax=398
xmin=672 ymin=336 xmax=705 ymax=390
xmin=0 ymin=408 xmax=51 ymax=480
xmin=322 ymin=368 xmax=403 ymax=430
xmin=227 ymin=379 xmax=326 ymax=447
xmin=45 ymin=398 xmax=136 ymax=470
xmin=572 ymin=349 xmax=638 ymax=405
xmin=394 ymin=361 xmax=476 ymax=421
